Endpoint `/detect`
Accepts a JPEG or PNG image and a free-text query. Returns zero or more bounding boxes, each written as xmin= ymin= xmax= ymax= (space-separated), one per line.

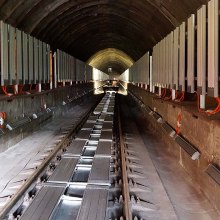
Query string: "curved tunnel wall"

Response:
xmin=0 ymin=0 xmax=208 ymax=73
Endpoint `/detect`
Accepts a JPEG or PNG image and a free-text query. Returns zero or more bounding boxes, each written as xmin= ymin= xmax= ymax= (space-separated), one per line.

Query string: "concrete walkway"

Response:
xmin=121 ymin=95 xmax=220 ymax=220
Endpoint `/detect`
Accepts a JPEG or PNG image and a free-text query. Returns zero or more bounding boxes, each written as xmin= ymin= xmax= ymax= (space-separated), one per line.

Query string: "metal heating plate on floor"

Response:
xmin=20 ymin=185 xmax=65 ymax=220
xmin=48 ymin=158 xmax=79 ymax=183
xmin=75 ymin=130 xmax=92 ymax=140
xmin=95 ymin=141 xmax=112 ymax=157
xmin=63 ymin=140 xmax=87 ymax=157
xmin=88 ymin=157 xmax=110 ymax=185
xmin=77 ymin=185 xmax=109 ymax=220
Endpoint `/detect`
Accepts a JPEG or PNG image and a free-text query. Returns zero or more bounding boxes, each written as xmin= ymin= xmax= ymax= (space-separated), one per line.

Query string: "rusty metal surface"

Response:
xmin=0 ymin=0 xmax=208 ymax=65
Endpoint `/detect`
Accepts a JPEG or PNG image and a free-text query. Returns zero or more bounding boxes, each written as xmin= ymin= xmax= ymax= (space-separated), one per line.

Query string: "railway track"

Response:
xmin=1 ymin=91 xmax=178 ymax=220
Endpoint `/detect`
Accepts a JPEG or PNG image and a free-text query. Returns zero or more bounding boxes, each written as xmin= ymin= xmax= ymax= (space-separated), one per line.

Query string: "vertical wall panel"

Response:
xmin=16 ymin=29 xmax=23 ymax=84
xmin=208 ymin=0 xmax=219 ymax=97
xmin=28 ymin=36 xmax=34 ymax=83
xmin=1 ymin=21 xmax=8 ymax=85
xmin=187 ymin=15 xmax=195 ymax=93
xmin=146 ymin=52 xmax=150 ymax=85
xmin=22 ymin=32 xmax=28 ymax=84
xmin=169 ymin=32 xmax=174 ymax=88
xmin=57 ymin=49 xmax=61 ymax=82
xmin=38 ymin=40 xmax=43 ymax=83
xmin=42 ymin=42 xmax=47 ymax=83
xmin=179 ymin=22 xmax=186 ymax=91
xmin=173 ymin=27 xmax=179 ymax=89
xmin=197 ymin=5 xmax=206 ymax=95
xmin=54 ymin=52 xmax=57 ymax=88
xmin=149 ymin=56 xmax=153 ymax=92
xmin=46 ymin=44 xmax=50 ymax=83
xmin=34 ymin=38 xmax=39 ymax=83
xmin=9 ymin=25 xmax=16 ymax=85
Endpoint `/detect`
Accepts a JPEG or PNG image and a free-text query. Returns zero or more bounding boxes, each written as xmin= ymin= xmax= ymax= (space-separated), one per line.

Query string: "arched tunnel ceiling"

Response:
xmin=0 ymin=0 xmax=208 ymax=65
xmin=88 ymin=48 xmax=134 ymax=74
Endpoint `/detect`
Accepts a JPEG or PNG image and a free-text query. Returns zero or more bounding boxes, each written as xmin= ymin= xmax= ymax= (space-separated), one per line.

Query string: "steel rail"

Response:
xmin=0 ymin=95 xmax=101 ymax=220
xmin=118 ymin=104 xmax=132 ymax=220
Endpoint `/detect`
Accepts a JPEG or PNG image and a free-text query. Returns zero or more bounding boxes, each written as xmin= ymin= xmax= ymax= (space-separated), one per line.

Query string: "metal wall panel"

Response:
xmin=70 ymin=56 xmax=75 ymax=81
xmin=152 ymin=45 xmax=157 ymax=87
xmin=62 ymin=52 xmax=66 ymax=82
xmin=38 ymin=40 xmax=43 ymax=83
xmin=64 ymin=53 xmax=67 ymax=81
xmin=86 ymin=64 xmax=93 ymax=81
xmin=22 ymin=32 xmax=28 ymax=84
xmin=34 ymin=38 xmax=39 ymax=83
xmin=57 ymin=49 xmax=61 ymax=82
xmin=138 ymin=52 xmax=149 ymax=85
xmin=54 ymin=51 xmax=57 ymax=88
xmin=46 ymin=44 xmax=50 ymax=83
xmin=76 ymin=59 xmax=85 ymax=81
xmin=150 ymin=56 xmax=153 ymax=92
xmin=208 ymin=0 xmax=219 ymax=97
xmin=187 ymin=15 xmax=195 ymax=93
xmin=179 ymin=22 xmax=186 ymax=91
xmin=42 ymin=42 xmax=47 ymax=83
xmin=197 ymin=5 xmax=206 ymax=95
xmin=165 ymin=36 xmax=168 ymax=87
xmin=173 ymin=27 xmax=179 ymax=89
xmin=1 ymin=21 xmax=8 ymax=85
xmin=9 ymin=25 xmax=16 ymax=85
xmin=169 ymin=32 xmax=174 ymax=88
xmin=16 ymin=29 xmax=23 ymax=84
xmin=28 ymin=36 xmax=34 ymax=83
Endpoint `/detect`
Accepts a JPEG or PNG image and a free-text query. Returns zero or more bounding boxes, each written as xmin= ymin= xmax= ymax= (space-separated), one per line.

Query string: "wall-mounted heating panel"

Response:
xmin=57 ymin=49 xmax=61 ymax=82
xmin=168 ymin=32 xmax=174 ymax=88
xmin=162 ymin=39 xmax=166 ymax=87
xmin=86 ymin=64 xmax=93 ymax=81
xmin=66 ymin=53 xmax=69 ymax=82
xmin=150 ymin=56 xmax=153 ymax=92
xmin=179 ymin=22 xmax=186 ymax=92
xmin=63 ymin=52 xmax=66 ymax=82
xmin=152 ymin=45 xmax=156 ymax=87
xmin=165 ymin=35 xmax=169 ymax=87
xmin=76 ymin=59 xmax=85 ymax=81
xmin=16 ymin=29 xmax=23 ymax=85
xmin=1 ymin=21 xmax=9 ymax=86
xmin=46 ymin=44 xmax=50 ymax=84
xmin=22 ymin=32 xmax=28 ymax=84
xmin=187 ymin=14 xmax=195 ymax=93
xmin=173 ymin=27 xmax=179 ymax=90
xmin=42 ymin=42 xmax=47 ymax=84
xmin=131 ymin=62 xmax=137 ymax=83
xmin=38 ymin=40 xmax=43 ymax=83
xmin=67 ymin=54 xmax=70 ymax=82
xmin=197 ymin=5 xmax=206 ymax=95
xmin=208 ymin=0 xmax=219 ymax=97
xmin=33 ymin=38 xmax=39 ymax=84
xmin=8 ymin=25 xmax=16 ymax=85
xmin=71 ymin=56 xmax=75 ymax=81
xmin=28 ymin=36 xmax=34 ymax=84
xmin=53 ymin=51 xmax=57 ymax=87
xmin=155 ymin=42 xmax=159 ymax=87
xmin=138 ymin=52 xmax=149 ymax=85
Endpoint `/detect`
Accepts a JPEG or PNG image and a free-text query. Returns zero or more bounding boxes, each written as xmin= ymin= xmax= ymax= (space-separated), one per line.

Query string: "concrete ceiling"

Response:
xmin=0 ymin=0 xmax=207 ymax=73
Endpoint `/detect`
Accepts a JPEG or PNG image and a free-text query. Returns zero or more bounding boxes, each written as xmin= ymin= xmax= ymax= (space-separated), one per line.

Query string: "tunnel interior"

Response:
xmin=0 ymin=0 xmax=219 ymax=219
xmin=0 ymin=0 xmax=208 ymax=73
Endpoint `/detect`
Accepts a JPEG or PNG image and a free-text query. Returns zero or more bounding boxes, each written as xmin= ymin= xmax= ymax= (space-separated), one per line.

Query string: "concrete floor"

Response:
xmin=0 ymin=96 xmax=100 ymax=212
xmin=0 ymin=92 xmax=219 ymax=219
xmin=120 ymin=95 xmax=220 ymax=220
